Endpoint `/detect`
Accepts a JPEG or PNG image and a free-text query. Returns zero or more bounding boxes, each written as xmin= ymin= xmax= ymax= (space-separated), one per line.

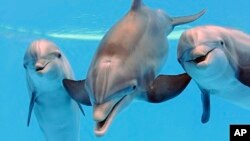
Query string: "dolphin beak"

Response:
xmin=93 ymin=96 xmax=126 ymax=136
xmin=94 ymin=100 xmax=118 ymax=122
xmin=92 ymin=89 xmax=138 ymax=137
xmin=35 ymin=61 xmax=50 ymax=72
xmin=35 ymin=64 xmax=45 ymax=72
xmin=187 ymin=48 xmax=216 ymax=64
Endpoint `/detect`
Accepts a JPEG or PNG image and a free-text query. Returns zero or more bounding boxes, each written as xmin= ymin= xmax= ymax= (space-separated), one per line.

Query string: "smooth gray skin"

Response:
xmin=23 ymin=40 xmax=82 ymax=141
xmin=177 ymin=25 xmax=250 ymax=124
xmin=63 ymin=0 xmax=204 ymax=136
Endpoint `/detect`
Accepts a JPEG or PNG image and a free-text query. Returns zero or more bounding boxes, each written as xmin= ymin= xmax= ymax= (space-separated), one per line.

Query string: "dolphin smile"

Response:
xmin=188 ymin=49 xmax=215 ymax=64
xmin=95 ymin=96 xmax=127 ymax=136
xmin=193 ymin=55 xmax=207 ymax=64
xmin=36 ymin=62 xmax=50 ymax=72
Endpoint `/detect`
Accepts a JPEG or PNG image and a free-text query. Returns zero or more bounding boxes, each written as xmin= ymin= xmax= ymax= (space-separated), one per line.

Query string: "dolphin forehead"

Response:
xmin=190 ymin=26 xmax=226 ymax=43
xmin=32 ymin=40 xmax=60 ymax=57
xmin=24 ymin=40 xmax=61 ymax=66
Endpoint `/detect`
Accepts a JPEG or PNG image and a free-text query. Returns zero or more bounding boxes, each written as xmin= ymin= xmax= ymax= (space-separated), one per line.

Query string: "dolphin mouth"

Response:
xmin=94 ymin=96 xmax=127 ymax=136
xmin=35 ymin=62 xmax=50 ymax=72
xmin=193 ymin=55 xmax=207 ymax=64
xmin=188 ymin=49 xmax=215 ymax=64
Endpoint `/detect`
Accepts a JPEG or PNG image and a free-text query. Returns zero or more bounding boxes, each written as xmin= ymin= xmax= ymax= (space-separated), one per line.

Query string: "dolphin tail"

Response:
xmin=27 ymin=91 xmax=36 ymax=127
xmin=171 ymin=9 xmax=206 ymax=26
xmin=147 ymin=73 xmax=191 ymax=103
xmin=200 ymin=89 xmax=210 ymax=123
xmin=63 ymin=79 xmax=92 ymax=106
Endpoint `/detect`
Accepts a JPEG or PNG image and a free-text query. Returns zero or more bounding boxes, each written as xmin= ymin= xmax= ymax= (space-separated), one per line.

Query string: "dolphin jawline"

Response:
xmin=187 ymin=48 xmax=215 ymax=64
xmin=36 ymin=61 xmax=51 ymax=72
xmin=95 ymin=95 xmax=127 ymax=136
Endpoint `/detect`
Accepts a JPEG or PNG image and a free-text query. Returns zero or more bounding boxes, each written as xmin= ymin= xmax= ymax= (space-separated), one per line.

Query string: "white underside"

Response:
xmin=196 ymin=63 xmax=250 ymax=110
xmin=34 ymin=89 xmax=80 ymax=141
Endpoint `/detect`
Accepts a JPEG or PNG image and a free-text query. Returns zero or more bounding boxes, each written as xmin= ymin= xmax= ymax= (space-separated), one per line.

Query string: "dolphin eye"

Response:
xmin=55 ymin=52 xmax=62 ymax=58
xmin=132 ymin=85 xmax=136 ymax=90
xmin=220 ymin=41 xmax=224 ymax=46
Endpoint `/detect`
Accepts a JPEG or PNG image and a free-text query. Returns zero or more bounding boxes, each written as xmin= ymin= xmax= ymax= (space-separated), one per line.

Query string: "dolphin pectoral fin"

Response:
xmin=63 ymin=79 xmax=91 ymax=106
xmin=237 ymin=66 xmax=250 ymax=87
xmin=200 ymin=89 xmax=210 ymax=123
xmin=27 ymin=91 xmax=36 ymax=127
xmin=147 ymin=73 xmax=191 ymax=103
xmin=77 ymin=103 xmax=85 ymax=116
xmin=171 ymin=9 xmax=206 ymax=26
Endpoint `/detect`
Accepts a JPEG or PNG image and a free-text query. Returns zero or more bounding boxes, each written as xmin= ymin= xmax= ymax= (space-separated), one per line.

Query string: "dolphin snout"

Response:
xmin=93 ymin=100 xmax=118 ymax=122
xmin=94 ymin=112 xmax=106 ymax=122
xmin=94 ymin=107 xmax=110 ymax=122
xmin=35 ymin=62 xmax=45 ymax=71
xmin=35 ymin=61 xmax=50 ymax=72
xmin=179 ymin=47 xmax=208 ymax=63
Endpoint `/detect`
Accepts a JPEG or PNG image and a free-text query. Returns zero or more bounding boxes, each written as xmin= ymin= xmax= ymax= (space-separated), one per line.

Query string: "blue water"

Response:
xmin=1 ymin=0 xmax=250 ymax=141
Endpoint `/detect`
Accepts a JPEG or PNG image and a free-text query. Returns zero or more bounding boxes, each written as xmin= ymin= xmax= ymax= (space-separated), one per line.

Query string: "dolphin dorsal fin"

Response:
xmin=131 ymin=0 xmax=143 ymax=10
xmin=171 ymin=9 xmax=206 ymax=27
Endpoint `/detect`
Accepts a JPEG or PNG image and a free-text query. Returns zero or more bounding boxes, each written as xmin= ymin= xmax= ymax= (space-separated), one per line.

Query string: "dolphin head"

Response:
xmin=85 ymin=57 xmax=137 ymax=136
xmin=23 ymin=39 xmax=72 ymax=90
xmin=177 ymin=26 xmax=231 ymax=81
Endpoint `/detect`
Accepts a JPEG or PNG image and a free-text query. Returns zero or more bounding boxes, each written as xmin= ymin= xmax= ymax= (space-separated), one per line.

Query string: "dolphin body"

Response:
xmin=177 ymin=25 xmax=250 ymax=123
xmin=23 ymin=39 xmax=87 ymax=141
xmin=63 ymin=0 xmax=205 ymax=136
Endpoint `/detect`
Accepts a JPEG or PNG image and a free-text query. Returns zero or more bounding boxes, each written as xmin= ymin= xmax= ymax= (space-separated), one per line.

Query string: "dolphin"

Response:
xmin=23 ymin=39 xmax=89 ymax=141
xmin=63 ymin=0 xmax=205 ymax=136
xmin=177 ymin=25 xmax=250 ymax=123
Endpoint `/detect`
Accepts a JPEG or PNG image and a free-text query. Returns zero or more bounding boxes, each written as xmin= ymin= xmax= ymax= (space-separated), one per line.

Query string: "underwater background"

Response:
xmin=1 ymin=0 xmax=250 ymax=141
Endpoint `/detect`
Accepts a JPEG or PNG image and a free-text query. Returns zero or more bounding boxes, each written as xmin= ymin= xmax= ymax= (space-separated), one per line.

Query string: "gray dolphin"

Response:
xmin=178 ymin=25 xmax=250 ymax=123
xmin=23 ymin=39 xmax=88 ymax=141
xmin=63 ymin=0 xmax=205 ymax=136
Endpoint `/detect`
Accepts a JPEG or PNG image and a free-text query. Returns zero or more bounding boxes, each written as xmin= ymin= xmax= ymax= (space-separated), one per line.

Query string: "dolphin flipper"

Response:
xmin=237 ymin=66 xmax=250 ymax=87
xmin=200 ymin=89 xmax=210 ymax=123
xmin=147 ymin=73 xmax=191 ymax=103
xmin=63 ymin=79 xmax=92 ymax=106
xmin=77 ymin=103 xmax=85 ymax=116
xmin=27 ymin=91 xmax=36 ymax=127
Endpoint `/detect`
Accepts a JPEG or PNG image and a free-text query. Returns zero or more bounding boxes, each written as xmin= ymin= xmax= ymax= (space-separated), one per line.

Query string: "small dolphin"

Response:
xmin=63 ymin=0 xmax=204 ymax=136
xmin=178 ymin=25 xmax=250 ymax=123
xmin=23 ymin=39 xmax=88 ymax=141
